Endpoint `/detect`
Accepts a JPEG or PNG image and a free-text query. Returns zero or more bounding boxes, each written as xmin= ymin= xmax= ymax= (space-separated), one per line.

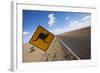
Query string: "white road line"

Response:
xmin=58 ymin=38 xmax=80 ymax=60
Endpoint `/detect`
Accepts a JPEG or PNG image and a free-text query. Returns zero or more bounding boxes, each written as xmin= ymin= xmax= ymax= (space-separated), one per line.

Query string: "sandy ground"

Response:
xmin=22 ymin=26 xmax=91 ymax=62
xmin=23 ymin=37 xmax=73 ymax=63
xmin=57 ymin=26 xmax=91 ymax=59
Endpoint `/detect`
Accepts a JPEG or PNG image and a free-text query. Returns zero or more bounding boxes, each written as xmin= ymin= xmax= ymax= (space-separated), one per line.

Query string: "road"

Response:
xmin=57 ymin=26 xmax=91 ymax=59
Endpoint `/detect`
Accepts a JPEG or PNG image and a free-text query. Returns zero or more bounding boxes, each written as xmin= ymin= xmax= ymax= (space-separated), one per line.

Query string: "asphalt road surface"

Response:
xmin=57 ymin=26 xmax=91 ymax=59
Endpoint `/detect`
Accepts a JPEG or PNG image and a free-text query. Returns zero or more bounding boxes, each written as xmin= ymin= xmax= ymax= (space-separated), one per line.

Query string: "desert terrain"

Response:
xmin=57 ymin=26 xmax=91 ymax=59
xmin=23 ymin=26 xmax=91 ymax=62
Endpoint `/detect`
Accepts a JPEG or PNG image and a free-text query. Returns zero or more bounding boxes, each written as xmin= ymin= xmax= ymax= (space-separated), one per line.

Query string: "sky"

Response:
xmin=23 ymin=10 xmax=91 ymax=43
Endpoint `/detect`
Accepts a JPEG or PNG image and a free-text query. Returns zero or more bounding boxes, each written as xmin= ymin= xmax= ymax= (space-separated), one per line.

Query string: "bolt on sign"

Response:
xmin=29 ymin=26 xmax=55 ymax=52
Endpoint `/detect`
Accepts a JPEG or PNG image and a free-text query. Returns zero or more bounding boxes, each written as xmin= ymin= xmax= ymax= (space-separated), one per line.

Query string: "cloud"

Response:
xmin=65 ymin=16 xmax=70 ymax=21
xmin=81 ymin=15 xmax=91 ymax=21
xmin=23 ymin=32 xmax=32 ymax=43
xmin=66 ymin=16 xmax=91 ymax=31
xmin=23 ymin=30 xmax=36 ymax=43
xmin=48 ymin=13 xmax=56 ymax=26
xmin=50 ymin=15 xmax=91 ymax=35
xmin=23 ymin=31 xmax=30 ymax=36
xmin=28 ymin=34 xmax=33 ymax=40
xmin=49 ymin=28 xmax=64 ymax=35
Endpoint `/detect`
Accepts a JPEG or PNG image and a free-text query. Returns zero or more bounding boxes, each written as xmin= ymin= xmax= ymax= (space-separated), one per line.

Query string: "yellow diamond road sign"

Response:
xmin=29 ymin=26 xmax=55 ymax=52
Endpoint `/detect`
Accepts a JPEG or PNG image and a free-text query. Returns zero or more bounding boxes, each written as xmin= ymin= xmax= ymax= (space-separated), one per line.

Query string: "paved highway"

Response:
xmin=57 ymin=27 xmax=91 ymax=60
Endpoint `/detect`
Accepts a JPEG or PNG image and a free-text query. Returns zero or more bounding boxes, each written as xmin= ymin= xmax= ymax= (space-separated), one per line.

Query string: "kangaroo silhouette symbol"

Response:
xmin=33 ymin=33 xmax=50 ymax=43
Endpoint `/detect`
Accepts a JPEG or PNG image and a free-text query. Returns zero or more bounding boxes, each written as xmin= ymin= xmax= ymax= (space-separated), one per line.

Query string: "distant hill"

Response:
xmin=57 ymin=26 xmax=91 ymax=37
xmin=57 ymin=26 xmax=91 ymax=59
